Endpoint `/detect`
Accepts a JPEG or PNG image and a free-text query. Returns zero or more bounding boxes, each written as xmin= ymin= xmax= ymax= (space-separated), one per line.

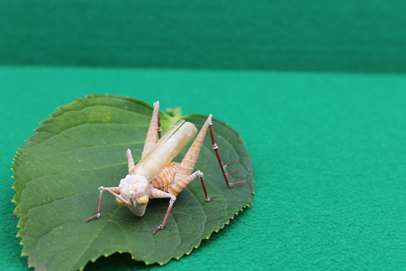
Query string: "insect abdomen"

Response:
xmin=150 ymin=162 xmax=179 ymax=194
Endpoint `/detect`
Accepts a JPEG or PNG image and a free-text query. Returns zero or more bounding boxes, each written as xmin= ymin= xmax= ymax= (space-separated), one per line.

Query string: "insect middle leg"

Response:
xmin=149 ymin=188 xmax=177 ymax=234
xmin=169 ymin=170 xmax=219 ymax=201
xmin=152 ymin=169 xmax=219 ymax=233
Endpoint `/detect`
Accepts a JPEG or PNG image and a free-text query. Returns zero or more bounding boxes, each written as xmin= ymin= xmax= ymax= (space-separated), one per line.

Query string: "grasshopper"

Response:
xmin=85 ymin=101 xmax=243 ymax=233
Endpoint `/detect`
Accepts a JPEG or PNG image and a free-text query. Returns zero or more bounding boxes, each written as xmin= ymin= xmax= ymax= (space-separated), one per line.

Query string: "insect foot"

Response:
xmin=85 ymin=213 xmax=100 ymax=222
xmin=153 ymin=225 xmax=164 ymax=234
xmin=223 ymin=159 xmax=243 ymax=186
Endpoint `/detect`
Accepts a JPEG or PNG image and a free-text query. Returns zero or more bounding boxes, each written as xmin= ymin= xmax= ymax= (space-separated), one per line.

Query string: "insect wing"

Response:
xmin=136 ymin=120 xmax=185 ymax=168
xmin=134 ymin=121 xmax=198 ymax=181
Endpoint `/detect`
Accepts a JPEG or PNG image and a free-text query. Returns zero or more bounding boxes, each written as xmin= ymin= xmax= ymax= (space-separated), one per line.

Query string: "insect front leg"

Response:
xmin=85 ymin=186 xmax=129 ymax=222
xmin=149 ymin=188 xmax=177 ymax=234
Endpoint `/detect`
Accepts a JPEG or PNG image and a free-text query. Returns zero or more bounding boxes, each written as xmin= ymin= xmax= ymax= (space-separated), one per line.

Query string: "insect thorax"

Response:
xmin=119 ymin=173 xmax=149 ymax=199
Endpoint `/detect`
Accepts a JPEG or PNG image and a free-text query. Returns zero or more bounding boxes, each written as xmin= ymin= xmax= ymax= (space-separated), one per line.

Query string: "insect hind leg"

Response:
xmin=172 ymin=115 xmax=213 ymax=184
xmin=208 ymin=118 xmax=244 ymax=188
xmin=141 ymin=101 xmax=161 ymax=158
xmin=174 ymin=114 xmax=243 ymax=191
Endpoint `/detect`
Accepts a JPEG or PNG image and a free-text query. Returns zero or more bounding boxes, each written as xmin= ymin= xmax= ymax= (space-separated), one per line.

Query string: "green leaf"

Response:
xmin=12 ymin=94 xmax=255 ymax=270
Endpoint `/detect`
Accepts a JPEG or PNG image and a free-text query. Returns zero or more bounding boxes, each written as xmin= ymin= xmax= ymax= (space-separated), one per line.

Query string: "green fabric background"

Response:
xmin=1 ymin=68 xmax=406 ymax=270
xmin=1 ymin=1 xmax=406 ymax=270
xmin=1 ymin=0 xmax=406 ymax=73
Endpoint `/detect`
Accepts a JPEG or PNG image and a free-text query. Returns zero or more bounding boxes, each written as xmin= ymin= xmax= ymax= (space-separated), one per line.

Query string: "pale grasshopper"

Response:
xmin=85 ymin=101 xmax=243 ymax=233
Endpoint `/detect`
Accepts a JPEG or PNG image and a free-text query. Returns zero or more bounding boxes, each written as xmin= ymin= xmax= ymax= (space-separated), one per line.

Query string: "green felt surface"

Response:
xmin=1 ymin=0 xmax=406 ymax=73
xmin=1 ymin=66 xmax=406 ymax=270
